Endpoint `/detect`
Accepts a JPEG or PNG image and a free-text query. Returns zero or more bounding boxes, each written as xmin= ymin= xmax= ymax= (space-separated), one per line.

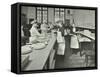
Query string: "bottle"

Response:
xmin=72 ymin=19 xmax=76 ymax=32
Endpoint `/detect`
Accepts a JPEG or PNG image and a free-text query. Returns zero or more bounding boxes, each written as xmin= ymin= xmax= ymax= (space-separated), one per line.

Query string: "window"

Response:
xmin=54 ymin=8 xmax=65 ymax=22
xmin=36 ymin=7 xmax=42 ymax=23
xmin=36 ymin=7 xmax=48 ymax=23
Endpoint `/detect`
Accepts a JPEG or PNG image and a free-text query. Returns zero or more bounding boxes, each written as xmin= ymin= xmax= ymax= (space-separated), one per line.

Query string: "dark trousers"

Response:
xmin=64 ymin=35 xmax=71 ymax=57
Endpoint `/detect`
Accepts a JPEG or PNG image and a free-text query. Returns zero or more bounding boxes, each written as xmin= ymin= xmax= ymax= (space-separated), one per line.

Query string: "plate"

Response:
xmin=31 ymin=43 xmax=46 ymax=50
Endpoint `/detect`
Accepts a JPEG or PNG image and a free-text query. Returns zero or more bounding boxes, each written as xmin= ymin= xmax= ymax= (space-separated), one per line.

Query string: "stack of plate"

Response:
xmin=31 ymin=43 xmax=46 ymax=50
xmin=83 ymin=30 xmax=91 ymax=36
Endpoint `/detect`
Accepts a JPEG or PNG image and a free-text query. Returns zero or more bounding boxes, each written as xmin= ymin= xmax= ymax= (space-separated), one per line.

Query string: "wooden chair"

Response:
xmin=79 ymin=41 xmax=95 ymax=66
xmin=84 ymin=41 xmax=95 ymax=66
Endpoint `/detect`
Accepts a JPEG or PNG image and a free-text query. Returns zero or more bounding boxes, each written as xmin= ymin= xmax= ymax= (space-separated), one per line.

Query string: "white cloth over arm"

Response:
xmin=21 ymin=26 xmax=24 ymax=37
xmin=21 ymin=28 xmax=24 ymax=37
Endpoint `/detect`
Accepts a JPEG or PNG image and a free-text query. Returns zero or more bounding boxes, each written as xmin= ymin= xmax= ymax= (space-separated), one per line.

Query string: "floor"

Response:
xmin=55 ymin=48 xmax=95 ymax=69
xmin=55 ymin=37 xmax=95 ymax=69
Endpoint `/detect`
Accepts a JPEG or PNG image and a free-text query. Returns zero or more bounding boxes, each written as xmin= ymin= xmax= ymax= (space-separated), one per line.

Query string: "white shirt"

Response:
xmin=41 ymin=23 xmax=47 ymax=31
xmin=30 ymin=24 xmax=40 ymax=37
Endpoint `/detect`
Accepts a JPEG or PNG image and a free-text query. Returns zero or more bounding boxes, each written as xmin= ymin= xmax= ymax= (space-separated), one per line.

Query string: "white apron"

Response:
xmin=70 ymin=35 xmax=79 ymax=49
xmin=57 ymin=31 xmax=65 ymax=55
xmin=57 ymin=31 xmax=64 ymax=43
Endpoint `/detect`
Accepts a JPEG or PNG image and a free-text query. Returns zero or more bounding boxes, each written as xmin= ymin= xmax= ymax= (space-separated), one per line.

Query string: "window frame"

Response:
xmin=54 ymin=8 xmax=65 ymax=23
xmin=36 ymin=7 xmax=48 ymax=23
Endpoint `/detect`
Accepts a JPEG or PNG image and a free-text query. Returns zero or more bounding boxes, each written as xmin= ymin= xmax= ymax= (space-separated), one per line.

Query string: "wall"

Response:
xmin=65 ymin=9 xmax=74 ymax=24
xmin=73 ymin=9 xmax=95 ymax=29
xmin=48 ymin=8 xmax=55 ymax=23
xmin=21 ymin=6 xmax=36 ymax=24
xmin=21 ymin=7 xmax=74 ymax=24
xmin=27 ymin=7 xmax=36 ymax=24
xmin=21 ymin=6 xmax=28 ymax=15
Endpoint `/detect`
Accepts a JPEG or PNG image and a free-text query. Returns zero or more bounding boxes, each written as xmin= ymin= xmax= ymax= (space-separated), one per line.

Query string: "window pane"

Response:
xmin=43 ymin=7 xmax=47 ymax=10
xmin=60 ymin=8 xmax=64 ymax=12
xmin=37 ymin=7 xmax=41 ymax=10
xmin=54 ymin=8 xmax=65 ymax=22
xmin=55 ymin=8 xmax=59 ymax=11
xmin=36 ymin=7 xmax=48 ymax=23
xmin=55 ymin=12 xmax=59 ymax=17
xmin=43 ymin=8 xmax=47 ymax=23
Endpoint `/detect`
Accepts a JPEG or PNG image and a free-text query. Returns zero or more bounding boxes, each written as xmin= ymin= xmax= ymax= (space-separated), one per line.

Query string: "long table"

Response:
xmin=24 ymin=33 xmax=57 ymax=71
xmin=75 ymin=32 xmax=95 ymax=41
